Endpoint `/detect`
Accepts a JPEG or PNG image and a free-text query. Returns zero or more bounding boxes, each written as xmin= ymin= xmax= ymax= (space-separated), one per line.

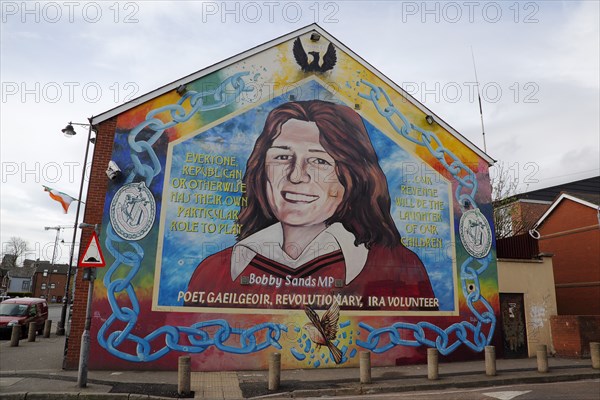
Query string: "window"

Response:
xmin=43 ymin=269 xmax=48 ymax=277
xmin=41 ymin=283 xmax=47 ymax=290
xmin=22 ymin=281 xmax=30 ymax=290
xmin=50 ymin=283 xmax=56 ymax=289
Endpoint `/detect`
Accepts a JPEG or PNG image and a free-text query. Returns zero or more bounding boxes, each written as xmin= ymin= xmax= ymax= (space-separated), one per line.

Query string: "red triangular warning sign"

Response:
xmin=79 ymin=231 xmax=106 ymax=268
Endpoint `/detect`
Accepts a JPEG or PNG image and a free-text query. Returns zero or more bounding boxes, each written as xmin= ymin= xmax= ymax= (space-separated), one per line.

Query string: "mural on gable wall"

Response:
xmin=91 ymin=30 xmax=499 ymax=370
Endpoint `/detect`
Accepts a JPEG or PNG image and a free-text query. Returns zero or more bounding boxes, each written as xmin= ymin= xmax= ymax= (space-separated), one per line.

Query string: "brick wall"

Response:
xmin=32 ymin=271 xmax=71 ymax=302
xmin=538 ymin=199 xmax=600 ymax=315
xmin=64 ymin=117 xmax=117 ymax=369
xmin=550 ymin=315 xmax=600 ymax=358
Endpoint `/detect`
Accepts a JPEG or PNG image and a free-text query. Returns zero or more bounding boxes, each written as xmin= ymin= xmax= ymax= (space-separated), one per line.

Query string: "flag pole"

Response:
xmin=471 ymin=46 xmax=487 ymax=154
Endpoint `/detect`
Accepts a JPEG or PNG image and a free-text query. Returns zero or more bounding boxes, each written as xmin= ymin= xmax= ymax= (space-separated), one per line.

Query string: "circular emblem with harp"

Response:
xmin=459 ymin=208 xmax=492 ymax=259
xmin=110 ymin=182 xmax=156 ymax=241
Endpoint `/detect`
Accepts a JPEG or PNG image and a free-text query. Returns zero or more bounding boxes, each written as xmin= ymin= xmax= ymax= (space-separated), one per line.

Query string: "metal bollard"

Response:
xmin=537 ymin=344 xmax=549 ymax=373
xmin=268 ymin=352 xmax=281 ymax=391
xmin=177 ymin=356 xmax=191 ymax=396
xmin=43 ymin=320 xmax=52 ymax=338
xmin=591 ymin=342 xmax=600 ymax=369
xmin=10 ymin=325 xmax=20 ymax=347
xmin=359 ymin=351 xmax=372 ymax=384
xmin=27 ymin=322 xmax=36 ymax=342
xmin=427 ymin=348 xmax=439 ymax=380
xmin=484 ymin=346 xmax=496 ymax=376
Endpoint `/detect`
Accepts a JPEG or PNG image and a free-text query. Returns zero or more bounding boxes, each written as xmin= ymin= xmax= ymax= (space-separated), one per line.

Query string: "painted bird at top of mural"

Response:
xmin=304 ymin=302 xmax=343 ymax=364
xmin=293 ymin=37 xmax=337 ymax=73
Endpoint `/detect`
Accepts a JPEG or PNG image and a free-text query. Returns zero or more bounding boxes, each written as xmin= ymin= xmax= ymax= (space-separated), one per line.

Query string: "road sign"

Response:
xmin=79 ymin=231 xmax=106 ymax=268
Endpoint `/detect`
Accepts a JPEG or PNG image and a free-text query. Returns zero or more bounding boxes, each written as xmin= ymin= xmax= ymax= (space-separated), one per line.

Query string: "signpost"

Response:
xmin=77 ymin=227 xmax=105 ymax=388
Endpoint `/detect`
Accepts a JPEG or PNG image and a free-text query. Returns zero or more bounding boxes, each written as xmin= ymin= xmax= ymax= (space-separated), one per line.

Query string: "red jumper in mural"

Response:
xmin=187 ymin=100 xmax=437 ymax=311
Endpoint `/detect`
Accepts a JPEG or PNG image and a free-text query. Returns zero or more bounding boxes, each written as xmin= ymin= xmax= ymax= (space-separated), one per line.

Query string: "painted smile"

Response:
xmin=282 ymin=191 xmax=319 ymax=203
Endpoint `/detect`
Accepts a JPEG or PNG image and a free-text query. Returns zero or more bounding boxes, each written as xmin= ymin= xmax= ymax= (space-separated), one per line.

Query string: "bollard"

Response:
xmin=10 ymin=325 xmax=20 ymax=347
xmin=359 ymin=351 xmax=372 ymax=384
xmin=27 ymin=322 xmax=36 ymax=342
xmin=427 ymin=348 xmax=439 ymax=380
xmin=43 ymin=320 xmax=52 ymax=338
xmin=268 ymin=352 xmax=281 ymax=391
xmin=537 ymin=344 xmax=549 ymax=373
xmin=591 ymin=342 xmax=600 ymax=369
xmin=177 ymin=356 xmax=191 ymax=396
xmin=484 ymin=346 xmax=496 ymax=376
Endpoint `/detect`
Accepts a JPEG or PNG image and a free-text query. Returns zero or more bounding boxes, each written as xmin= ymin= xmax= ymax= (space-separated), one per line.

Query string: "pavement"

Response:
xmin=1 ymin=328 xmax=598 ymax=400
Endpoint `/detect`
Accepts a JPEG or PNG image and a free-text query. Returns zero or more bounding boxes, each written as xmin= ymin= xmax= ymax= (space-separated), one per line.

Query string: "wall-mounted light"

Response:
xmin=61 ymin=121 xmax=97 ymax=138
xmin=61 ymin=122 xmax=98 ymax=148
xmin=61 ymin=123 xmax=76 ymax=137
xmin=425 ymin=115 xmax=435 ymax=125
xmin=176 ymin=85 xmax=187 ymax=96
xmin=310 ymin=32 xmax=321 ymax=41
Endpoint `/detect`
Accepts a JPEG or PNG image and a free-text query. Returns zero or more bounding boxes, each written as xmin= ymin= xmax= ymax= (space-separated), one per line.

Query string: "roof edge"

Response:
xmin=532 ymin=193 xmax=600 ymax=230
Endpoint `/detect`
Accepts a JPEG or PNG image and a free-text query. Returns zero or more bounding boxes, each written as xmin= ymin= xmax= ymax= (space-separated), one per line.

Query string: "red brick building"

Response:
xmin=30 ymin=261 xmax=74 ymax=303
xmin=496 ymin=177 xmax=599 ymax=358
xmin=532 ymin=193 xmax=600 ymax=315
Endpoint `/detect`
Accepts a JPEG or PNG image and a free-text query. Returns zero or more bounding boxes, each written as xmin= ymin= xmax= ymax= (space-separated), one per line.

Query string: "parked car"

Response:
xmin=0 ymin=297 xmax=48 ymax=338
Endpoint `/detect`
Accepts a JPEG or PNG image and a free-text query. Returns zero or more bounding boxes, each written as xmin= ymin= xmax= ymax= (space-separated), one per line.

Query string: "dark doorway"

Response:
xmin=500 ymin=293 xmax=528 ymax=358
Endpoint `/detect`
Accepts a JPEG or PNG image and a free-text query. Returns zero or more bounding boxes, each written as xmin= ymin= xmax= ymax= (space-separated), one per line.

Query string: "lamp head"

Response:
xmin=62 ymin=123 xmax=76 ymax=137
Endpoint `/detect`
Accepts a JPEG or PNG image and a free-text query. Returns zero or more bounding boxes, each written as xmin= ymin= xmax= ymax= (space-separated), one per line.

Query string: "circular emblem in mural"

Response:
xmin=110 ymin=182 xmax=156 ymax=241
xmin=459 ymin=209 xmax=492 ymax=259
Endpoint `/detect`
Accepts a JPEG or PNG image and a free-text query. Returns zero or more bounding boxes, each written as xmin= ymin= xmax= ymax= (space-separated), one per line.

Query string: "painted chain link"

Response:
xmin=355 ymin=80 xmax=495 ymax=354
xmin=98 ymin=74 xmax=288 ymax=362
xmin=126 ymin=72 xmax=253 ymax=186
xmin=98 ymin=74 xmax=495 ymax=361
xmin=357 ymin=79 xmax=479 ymax=211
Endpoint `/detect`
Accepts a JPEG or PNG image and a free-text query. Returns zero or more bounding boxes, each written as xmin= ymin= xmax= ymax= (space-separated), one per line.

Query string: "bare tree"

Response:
xmin=491 ymin=162 xmax=527 ymax=239
xmin=490 ymin=161 xmax=541 ymax=239
xmin=1 ymin=237 xmax=30 ymax=267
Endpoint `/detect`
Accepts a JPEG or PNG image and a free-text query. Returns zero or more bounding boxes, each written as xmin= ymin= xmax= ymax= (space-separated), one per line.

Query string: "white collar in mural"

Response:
xmin=231 ymin=222 xmax=368 ymax=285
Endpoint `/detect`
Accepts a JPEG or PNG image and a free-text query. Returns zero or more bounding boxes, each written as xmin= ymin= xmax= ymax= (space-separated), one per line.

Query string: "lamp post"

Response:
xmin=43 ymin=226 xmax=62 ymax=301
xmin=57 ymin=121 xmax=95 ymax=340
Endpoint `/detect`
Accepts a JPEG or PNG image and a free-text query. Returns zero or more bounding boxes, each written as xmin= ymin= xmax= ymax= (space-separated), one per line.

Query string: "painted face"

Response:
xmin=265 ymin=119 xmax=345 ymax=228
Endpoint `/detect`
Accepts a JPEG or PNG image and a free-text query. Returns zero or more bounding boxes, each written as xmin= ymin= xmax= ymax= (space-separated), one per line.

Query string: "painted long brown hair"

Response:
xmin=238 ymin=100 xmax=401 ymax=248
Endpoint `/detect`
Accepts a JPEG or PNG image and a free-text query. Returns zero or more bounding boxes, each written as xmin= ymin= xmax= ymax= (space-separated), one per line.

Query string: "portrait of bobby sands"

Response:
xmin=185 ymin=100 xmax=438 ymax=311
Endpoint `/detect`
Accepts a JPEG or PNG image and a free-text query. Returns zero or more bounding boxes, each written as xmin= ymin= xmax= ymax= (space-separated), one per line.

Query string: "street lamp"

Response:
xmin=57 ymin=120 xmax=96 ymax=339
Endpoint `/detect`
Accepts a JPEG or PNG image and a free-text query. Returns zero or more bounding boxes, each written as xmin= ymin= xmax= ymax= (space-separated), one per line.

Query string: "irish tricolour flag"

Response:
xmin=43 ymin=185 xmax=78 ymax=214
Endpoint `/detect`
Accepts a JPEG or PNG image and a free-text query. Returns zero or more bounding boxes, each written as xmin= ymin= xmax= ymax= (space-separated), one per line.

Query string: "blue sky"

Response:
xmin=1 ymin=1 xmax=598 ymax=264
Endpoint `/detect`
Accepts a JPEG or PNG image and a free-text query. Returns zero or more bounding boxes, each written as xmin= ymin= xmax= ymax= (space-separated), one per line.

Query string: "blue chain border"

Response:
xmin=97 ymin=75 xmax=496 ymax=362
